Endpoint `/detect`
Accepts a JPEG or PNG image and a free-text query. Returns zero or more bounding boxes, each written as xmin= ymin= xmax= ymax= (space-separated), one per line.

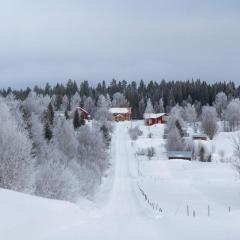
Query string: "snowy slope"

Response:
xmin=1 ymin=121 xmax=240 ymax=240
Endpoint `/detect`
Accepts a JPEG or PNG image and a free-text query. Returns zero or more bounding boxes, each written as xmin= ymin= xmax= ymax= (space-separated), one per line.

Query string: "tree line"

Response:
xmin=1 ymin=79 xmax=239 ymax=119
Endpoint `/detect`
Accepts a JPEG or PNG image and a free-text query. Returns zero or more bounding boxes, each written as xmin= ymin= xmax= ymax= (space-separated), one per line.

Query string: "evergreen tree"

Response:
xmin=44 ymin=121 xmax=53 ymax=141
xmin=47 ymin=103 xmax=54 ymax=125
xmin=64 ymin=109 xmax=69 ymax=119
xmin=100 ymin=124 xmax=111 ymax=148
xmin=73 ymin=109 xmax=81 ymax=129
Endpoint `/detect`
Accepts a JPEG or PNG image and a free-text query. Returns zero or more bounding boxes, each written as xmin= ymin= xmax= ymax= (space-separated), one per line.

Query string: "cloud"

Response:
xmin=0 ymin=0 xmax=240 ymax=88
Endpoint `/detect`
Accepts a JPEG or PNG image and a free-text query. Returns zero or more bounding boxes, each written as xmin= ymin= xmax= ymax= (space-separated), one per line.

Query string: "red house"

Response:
xmin=75 ymin=107 xmax=89 ymax=120
xmin=109 ymin=108 xmax=132 ymax=121
xmin=144 ymin=113 xmax=168 ymax=126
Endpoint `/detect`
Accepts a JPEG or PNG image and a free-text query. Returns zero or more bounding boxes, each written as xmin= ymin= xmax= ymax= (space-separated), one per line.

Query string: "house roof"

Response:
xmin=143 ymin=113 xmax=166 ymax=119
xmin=109 ymin=108 xmax=131 ymax=114
xmin=76 ymin=107 xmax=89 ymax=114
xmin=167 ymin=151 xmax=192 ymax=158
xmin=192 ymin=134 xmax=207 ymax=138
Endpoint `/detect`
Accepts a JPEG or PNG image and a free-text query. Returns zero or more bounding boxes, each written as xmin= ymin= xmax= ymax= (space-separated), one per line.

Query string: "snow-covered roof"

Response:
xmin=109 ymin=108 xmax=131 ymax=114
xmin=143 ymin=113 xmax=166 ymax=119
xmin=76 ymin=107 xmax=89 ymax=114
xmin=167 ymin=151 xmax=192 ymax=158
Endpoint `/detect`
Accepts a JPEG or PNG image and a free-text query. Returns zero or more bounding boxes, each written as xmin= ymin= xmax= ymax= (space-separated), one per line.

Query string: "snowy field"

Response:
xmin=1 ymin=120 xmax=240 ymax=239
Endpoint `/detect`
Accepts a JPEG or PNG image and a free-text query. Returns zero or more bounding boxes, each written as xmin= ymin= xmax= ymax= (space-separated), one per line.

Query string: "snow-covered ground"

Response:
xmin=1 ymin=121 xmax=240 ymax=239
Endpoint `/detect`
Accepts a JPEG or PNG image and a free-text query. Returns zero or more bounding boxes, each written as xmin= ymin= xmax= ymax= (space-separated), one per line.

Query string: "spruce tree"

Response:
xmin=64 ymin=109 xmax=69 ymax=119
xmin=44 ymin=121 xmax=53 ymax=141
xmin=100 ymin=125 xmax=111 ymax=147
xmin=73 ymin=109 xmax=80 ymax=129
xmin=48 ymin=103 xmax=54 ymax=125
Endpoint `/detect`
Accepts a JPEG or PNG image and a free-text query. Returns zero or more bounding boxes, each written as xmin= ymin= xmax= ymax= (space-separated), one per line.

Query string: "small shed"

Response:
xmin=109 ymin=108 xmax=132 ymax=121
xmin=192 ymin=134 xmax=207 ymax=141
xmin=75 ymin=107 xmax=89 ymax=120
xmin=167 ymin=151 xmax=192 ymax=161
xmin=144 ymin=113 xmax=168 ymax=126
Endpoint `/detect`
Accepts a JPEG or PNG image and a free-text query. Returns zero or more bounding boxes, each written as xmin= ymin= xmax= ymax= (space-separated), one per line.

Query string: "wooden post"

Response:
xmin=187 ymin=205 xmax=189 ymax=216
xmin=208 ymin=205 xmax=210 ymax=217
xmin=193 ymin=210 xmax=196 ymax=217
xmin=229 ymin=206 xmax=231 ymax=213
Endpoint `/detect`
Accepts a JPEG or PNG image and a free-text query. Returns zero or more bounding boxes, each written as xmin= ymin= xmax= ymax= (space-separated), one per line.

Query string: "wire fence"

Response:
xmin=137 ymin=183 xmax=233 ymax=217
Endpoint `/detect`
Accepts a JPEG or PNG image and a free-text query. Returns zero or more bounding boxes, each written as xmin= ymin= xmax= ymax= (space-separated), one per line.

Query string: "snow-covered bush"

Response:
xmin=129 ymin=126 xmax=143 ymax=140
xmin=136 ymin=147 xmax=156 ymax=159
xmin=146 ymin=147 xmax=156 ymax=159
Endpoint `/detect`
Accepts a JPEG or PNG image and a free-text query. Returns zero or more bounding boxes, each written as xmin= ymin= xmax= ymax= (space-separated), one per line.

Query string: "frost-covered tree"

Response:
xmin=76 ymin=125 xmax=108 ymax=186
xmin=214 ymin=92 xmax=228 ymax=119
xmin=22 ymin=91 xmax=48 ymax=116
xmin=129 ymin=126 xmax=143 ymax=141
xmin=71 ymin=92 xmax=81 ymax=110
xmin=61 ymin=95 xmax=69 ymax=111
xmin=138 ymin=98 xmax=145 ymax=118
xmin=145 ymin=98 xmax=154 ymax=114
xmin=166 ymin=127 xmax=185 ymax=151
xmin=159 ymin=98 xmax=165 ymax=112
xmin=35 ymin=154 xmax=79 ymax=202
xmin=94 ymin=95 xmax=112 ymax=129
xmin=154 ymin=98 xmax=165 ymax=113
xmin=166 ymin=105 xmax=185 ymax=133
xmin=84 ymin=96 xmax=95 ymax=116
xmin=165 ymin=105 xmax=186 ymax=151
xmin=111 ymin=92 xmax=129 ymax=107
xmin=53 ymin=117 xmax=78 ymax=160
xmin=0 ymin=99 xmax=34 ymax=192
xmin=224 ymin=99 xmax=240 ymax=131
xmin=201 ymin=106 xmax=218 ymax=139
xmin=183 ymin=103 xmax=197 ymax=123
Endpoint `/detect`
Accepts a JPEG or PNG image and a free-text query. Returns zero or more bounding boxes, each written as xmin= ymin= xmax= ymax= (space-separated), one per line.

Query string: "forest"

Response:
xmin=1 ymin=79 xmax=239 ymax=119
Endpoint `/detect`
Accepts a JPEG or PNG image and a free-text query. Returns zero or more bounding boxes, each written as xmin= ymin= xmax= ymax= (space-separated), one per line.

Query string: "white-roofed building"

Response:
xmin=143 ymin=113 xmax=168 ymax=126
xmin=109 ymin=108 xmax=132 ymax=121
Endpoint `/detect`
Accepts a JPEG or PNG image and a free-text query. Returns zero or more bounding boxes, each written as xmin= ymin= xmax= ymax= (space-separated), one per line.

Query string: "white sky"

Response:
xmin=0 ymin=0 xmax=240 ymax=88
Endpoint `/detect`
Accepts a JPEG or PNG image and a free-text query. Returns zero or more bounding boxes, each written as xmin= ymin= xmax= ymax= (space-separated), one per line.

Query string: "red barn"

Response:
xmin=144 ymin=113 xmax=168 ymax=126
xmin=76 ymin=107 xmax=89 ymax=120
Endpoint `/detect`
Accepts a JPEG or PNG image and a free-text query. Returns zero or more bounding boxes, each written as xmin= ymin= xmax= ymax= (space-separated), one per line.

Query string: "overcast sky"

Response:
xmin=0 ymin=0 xmax=240 ymax=88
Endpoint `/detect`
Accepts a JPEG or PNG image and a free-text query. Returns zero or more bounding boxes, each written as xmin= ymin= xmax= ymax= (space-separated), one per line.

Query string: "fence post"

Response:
xmin=187 ymin=205 xmax=189 ymax=216
xmin=229 ymin=206 xmax=231 ymax=213
xmin=193 ymin=210 xmax=196 ymax=217
xmin=208 ymin=205 xmax=210 ymax=217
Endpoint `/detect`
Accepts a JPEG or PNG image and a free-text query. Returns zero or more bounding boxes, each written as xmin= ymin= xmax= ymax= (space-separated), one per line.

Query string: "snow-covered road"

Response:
xmin=49 ymin=122 xmax=164 ymax=239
